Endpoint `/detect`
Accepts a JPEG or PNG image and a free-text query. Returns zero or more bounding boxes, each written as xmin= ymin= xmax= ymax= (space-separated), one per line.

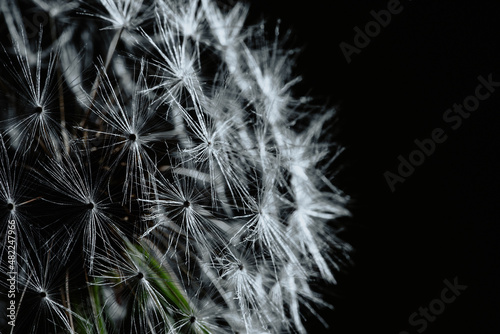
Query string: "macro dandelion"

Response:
xmin=0 ymin=1 xmax=351 ymax=333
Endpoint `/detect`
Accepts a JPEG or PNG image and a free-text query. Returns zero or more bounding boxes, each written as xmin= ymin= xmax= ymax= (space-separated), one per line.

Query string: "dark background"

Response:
xmin=252 ymin=1 xmax=500 ymax=333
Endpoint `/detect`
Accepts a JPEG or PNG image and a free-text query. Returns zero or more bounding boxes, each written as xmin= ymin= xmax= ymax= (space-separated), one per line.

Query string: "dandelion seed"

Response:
xmin=159 ymin=0 xmax=205 ymax=42
xmin=37 ymin=146 xmax=124 ymax=273
xmin=91 ymin=239 xmax=186 ymax=333
xmin=211 ymin=246 xmax=279 ymax=331
xmin=231 ymin=184 xmax=301 ymax=272
xmin=32 ymin=0 xmax=79 ymax=19
xmin=140 ymin=170 xmax=228 ymax=265
xmin=171 ymin=99 xmax=252 ymax=212
xmin=166 ymin=285 xmax=233 ymax=334
xmin=0 ymin=31 xmax=67 ymax=155
xmin=91 ymin=0 xmax=152 ymax=31
xmin=140 ymin=11 xmax=202 ymax=103
xmin=82 ymin=60 xmax=176 ymax=204
xmin=5 ymin=242 xmax=88 ymax=334
xmin=0 ymin=136 xmax=39 ymax=257
xmin=201 ymin=0 xmax=248 ymax=49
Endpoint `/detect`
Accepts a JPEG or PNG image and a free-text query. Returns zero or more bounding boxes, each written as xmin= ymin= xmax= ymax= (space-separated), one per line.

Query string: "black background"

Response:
xmin=251 ymin=1 xmax=500 ymax=333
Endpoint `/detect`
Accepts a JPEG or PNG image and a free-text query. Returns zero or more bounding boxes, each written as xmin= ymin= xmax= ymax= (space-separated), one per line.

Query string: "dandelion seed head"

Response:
xmin=0 ymin=0 xmax=351 ymax=333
